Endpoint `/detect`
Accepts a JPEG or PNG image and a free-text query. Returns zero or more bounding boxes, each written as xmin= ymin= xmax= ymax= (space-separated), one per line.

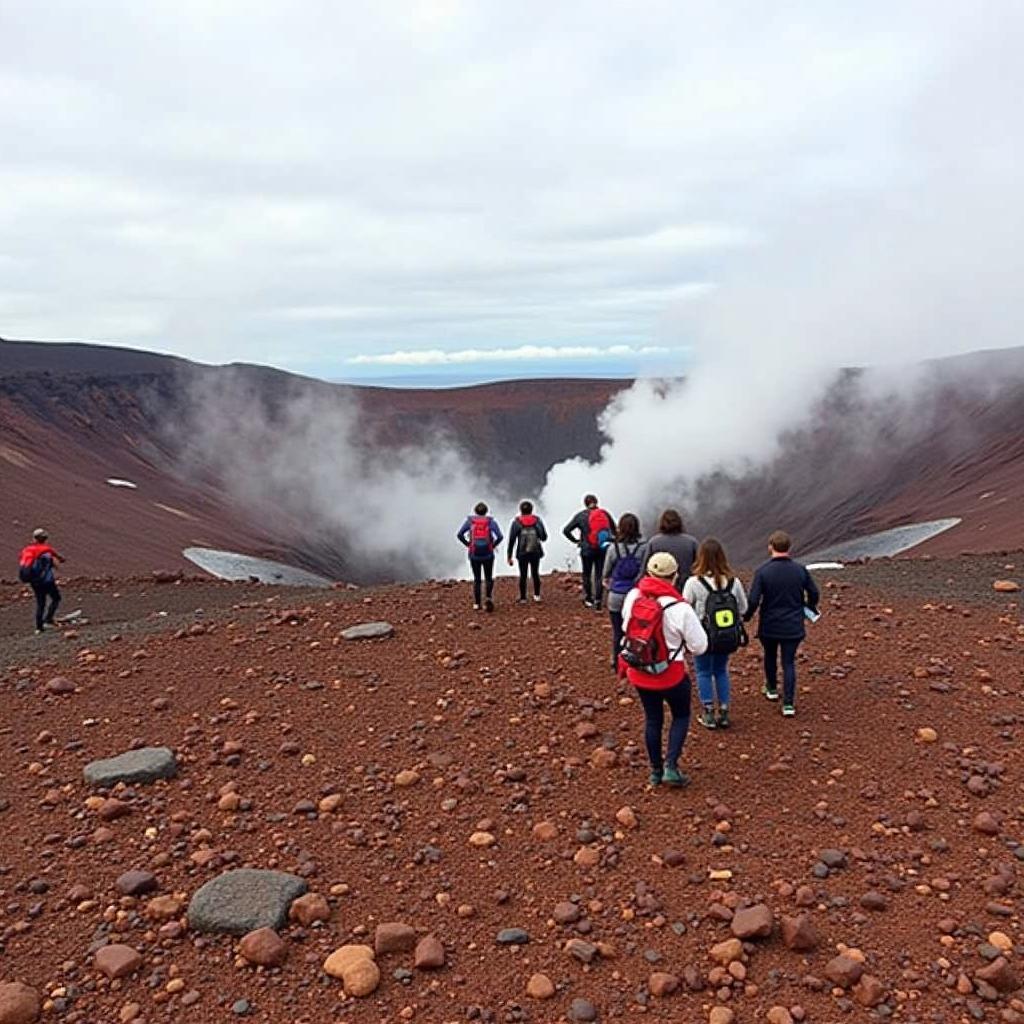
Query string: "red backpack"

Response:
xmin=586 ymin=508 xmax=613 ymax=549
xmin=621 ymin=594 xmax=684 ymax=675
xmin=469 ymin=516 xmax=494 ymax=557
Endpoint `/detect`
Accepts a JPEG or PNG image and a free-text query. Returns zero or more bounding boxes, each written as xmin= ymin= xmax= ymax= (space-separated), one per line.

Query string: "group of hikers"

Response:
xmin=459 ymin=495 xmax=820 ymax=788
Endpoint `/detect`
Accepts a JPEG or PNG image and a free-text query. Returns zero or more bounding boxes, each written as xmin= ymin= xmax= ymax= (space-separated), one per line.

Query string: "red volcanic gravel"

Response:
xmin=0 ymin=556 xmax=1021 ymax=1023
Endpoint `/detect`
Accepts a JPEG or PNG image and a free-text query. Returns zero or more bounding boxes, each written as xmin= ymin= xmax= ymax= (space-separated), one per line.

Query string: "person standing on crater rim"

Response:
xmin=506 ymin=500 xmax=548 ymax=604
xmin=18 ymin=528 xmax=66 ymax=635
xmin=457 ymin=501 xmax=503 ymax=612
xmin=562 ymin=494 xmax=616 ymax=611
xmin=744 ymin=529 xmax=820 ymax=717
xmin=643 ymin=508 xmax=699 ymax=587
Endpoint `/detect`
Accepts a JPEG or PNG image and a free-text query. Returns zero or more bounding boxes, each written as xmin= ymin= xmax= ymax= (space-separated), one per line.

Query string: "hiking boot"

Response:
xmin=34 ymin=629 xmax=44 ymax=636
xmin=698 ymin=706 xmax=717 ymax=729
xmin=716 ymin=706 xmax=731 ymax=729
xmin=533 ymin=595 xmax=542 ymax=603
xmin=662 ymin=766 xmax=691 ymax=788
xmin=473 ymin=604 xmax=481 ymax=612
xmin=782 ymin=704 xmax=796 ymax=717
xmin=594 ymin=602 xmax=603 ymax=612
xmin=516 ymin=598 xmax=527 ymax=605
xmin=583 ymin=598 xmax=594 ymax=609
xmin=648 ymin=769 xmax=663 ymax=787
xmin=762 ymin=685 xmax=779 ymax=701
xmin=485 ymin=598 xmax=494 ymax=613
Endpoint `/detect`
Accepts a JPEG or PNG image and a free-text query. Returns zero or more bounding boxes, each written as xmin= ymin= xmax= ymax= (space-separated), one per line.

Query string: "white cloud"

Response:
xmin=348 ymin=343 xmax=673 ymax=366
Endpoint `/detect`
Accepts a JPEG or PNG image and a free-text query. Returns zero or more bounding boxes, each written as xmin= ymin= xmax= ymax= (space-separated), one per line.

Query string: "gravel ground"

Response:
xmin=0 ymin=556 xmax=1022 ymax=1024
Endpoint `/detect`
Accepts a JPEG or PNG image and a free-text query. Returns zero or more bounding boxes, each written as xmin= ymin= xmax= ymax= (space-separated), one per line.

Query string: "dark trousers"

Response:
xmin=761 ymin=637 xmax=801 ymax=704
xmin=609 ymin=609 xmax=624 ymax=666
xmin=470 ymin=557 xmax=495 ymax=606
xmin=517 ymin=554 xmax=541 ymax=599
xmin=32 ymin=580 xmax=61 ymax=631
xmin=580 ymin=549 xmax=607 ymax=605
xmin=636 ymin=680 xmax=691 ymax=772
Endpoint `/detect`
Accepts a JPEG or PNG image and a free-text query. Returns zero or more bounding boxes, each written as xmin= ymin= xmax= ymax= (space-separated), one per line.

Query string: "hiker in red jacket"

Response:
xmin=562 ymin=494 xmax=617 ymax=611
xmin=19 ymin=528 xmax=66 ymax=635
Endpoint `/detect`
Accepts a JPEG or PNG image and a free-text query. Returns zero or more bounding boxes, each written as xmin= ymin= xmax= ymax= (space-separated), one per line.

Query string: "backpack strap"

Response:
xmin=698 ymin=577 xmax=712 ymax=593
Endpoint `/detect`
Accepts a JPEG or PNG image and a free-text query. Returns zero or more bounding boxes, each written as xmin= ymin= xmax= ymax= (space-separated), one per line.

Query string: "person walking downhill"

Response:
xmin=744 ymin=530 xmax=820 ymax=717
xmin=18 ymin=528 xmax=66 ymax=636
xmin=644 ymin=509 xmax=699 ymax=586
xmin=457 ymin=502 xmax=503 ymax=612
xmin=682 ymin=537 xmax=748 ymax=730
xmin=619 ymin=552 xmax=707 ymax=787
xmin=601 ymin=512 xmax=648 ymax=670
xmin=507 ymin=500 xmax=548 ymax=603
xmin=562 ymin=494 xmax=616 ymax=611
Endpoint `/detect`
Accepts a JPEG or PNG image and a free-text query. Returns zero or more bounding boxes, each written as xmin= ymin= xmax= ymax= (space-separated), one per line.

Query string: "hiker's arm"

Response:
xmin=733 ymin=579 xmax=749 ymax=616
xmin=491 ymin=520 xmax=504 ymax=545
xmin=804 ymin=568 xmax=820 ymax=613
xmin=562 ymin=514 xmax=579 ymax=543
xmin=536 ymin=518 xmax=548 ymax=542
xmin=743 ymin=571 xmax=762 ymax=621
xmin=456 ymin=519 xmax=470 ymax=547
xmin=506 ymin=521 xmax=519 ymax=562
xmin=602 ymin=545 xmax=617 ymax=584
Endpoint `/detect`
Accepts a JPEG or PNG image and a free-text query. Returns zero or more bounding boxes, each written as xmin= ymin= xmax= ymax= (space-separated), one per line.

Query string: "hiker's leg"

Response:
xmin=610 ymin=609 xmax=623 ymax=666
xmin=593 ymin=548 xmax=607 ymax=606
xmin=761 ymin=637 xmax=779 ymax=691
xmin=713 ymin=652 xmax=731 ymax=706
xmin=517 ymin=557 xmax=528 ymax=600
xmin=483 ymin=557 xmax=495 ymax=599
xmin=664 ymin=680 xmax=692 ymax=767
xmin=44 ymin=582 xmax=61 ymax=624
xmin=580 ymin=552 xmax=595 ymax=602
xmin=636 ymin=687 xmax=665 ymax=772
xmin=781 ymin=639 xmax=800 ymax=705
xmin=471 ymin=560 xmax=483 ymax=606
xmin=694 ymin=652 xmax=714 ymax=706
xmin=529 ymin=554 xmax=541 ymax=596
xmin=32 ymin=584 xmax=46 ymax=632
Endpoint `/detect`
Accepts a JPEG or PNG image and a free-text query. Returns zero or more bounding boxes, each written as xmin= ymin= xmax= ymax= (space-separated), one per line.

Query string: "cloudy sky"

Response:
xmin=1 ymin=2 xmax=1021 ymax=382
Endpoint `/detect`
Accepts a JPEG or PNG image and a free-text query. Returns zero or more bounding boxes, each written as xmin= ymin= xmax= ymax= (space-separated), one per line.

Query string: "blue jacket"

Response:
xmin=457 ymin=515 xmax=503 ymax=561
xmin=745 ymin=555 xmax=820 ymax=640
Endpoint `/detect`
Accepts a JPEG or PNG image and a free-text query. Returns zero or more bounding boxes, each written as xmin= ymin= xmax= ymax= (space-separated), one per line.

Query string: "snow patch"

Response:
xmin=106 ymin=478 xmax=138 ymax=489
xmin=182 ymin=547 xmax=332 ymax=587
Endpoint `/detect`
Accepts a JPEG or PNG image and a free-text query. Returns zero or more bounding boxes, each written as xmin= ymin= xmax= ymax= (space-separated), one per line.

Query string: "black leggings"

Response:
xmin=470 ymin=557 xmax=495 ymax=606
xmin=32 ymin=581 xmax=61 ymax=631
xmin=636 ymin=680 xmax=691 ymax=772
xmin=580 ymin=549 xmax=607 ymax=604
xmin=517 ymin=554 xmax=541 ymax=599
xmin=761 ymin=637 xmax=801 ymax=704
xmin=609 ymin=609 xmax=624 ymax=666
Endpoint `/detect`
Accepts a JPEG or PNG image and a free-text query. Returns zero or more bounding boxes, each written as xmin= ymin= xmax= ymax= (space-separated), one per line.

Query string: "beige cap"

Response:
xmin=646 ymin=552 xmax=678 ymax=578
xmin=32 ymin=528 xmax=48 ymax=541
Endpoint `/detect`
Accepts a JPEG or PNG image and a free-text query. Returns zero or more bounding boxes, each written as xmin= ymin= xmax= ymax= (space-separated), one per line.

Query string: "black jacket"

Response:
xmin=562 ymin=508 xmax=617 ymax=554
xmin=745 ymin=556 xmax=820 ymax=640
xmin=507 ymin=516 xmax=548 ymax=560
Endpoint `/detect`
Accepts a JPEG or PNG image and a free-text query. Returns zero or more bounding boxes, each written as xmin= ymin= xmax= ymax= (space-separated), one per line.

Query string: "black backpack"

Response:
xmin=699 ymin=578 xmax=747 ymax=654
xmin=520 ymin=521 xmax=542 ymax=556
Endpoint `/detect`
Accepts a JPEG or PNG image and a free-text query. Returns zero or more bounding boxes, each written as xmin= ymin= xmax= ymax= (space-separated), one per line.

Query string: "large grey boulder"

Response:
xmin=188 ymin=869 xmax=308 ymax=935
xmin=340 ymin=621 xmax=394 ymax=641
xmin=84 ymin=747 xmax=178 ymax=787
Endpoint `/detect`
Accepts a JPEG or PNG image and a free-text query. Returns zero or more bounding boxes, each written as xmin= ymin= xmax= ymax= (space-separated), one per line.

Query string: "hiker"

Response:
xmin=562 ymin=494 xmax=616 ymax=610
xmin=506 ymin=500 xmax=548 ymax=603
xmin=620 ymin=552 xmax=707 ymax=787
xmin=682 ymin=537 xmax=748 ymax=729
xmin=457 ymin=502 xmax=503 ymax=612
xmin=602 ymin=512 xmax=648 ymax=669
xmin=18 ymin=528 xmax=66 ymax=635
xmin=744 ymin=529 xmax=820 ymax=717
xmin=644 ymin=508 xmax=699 ymax=586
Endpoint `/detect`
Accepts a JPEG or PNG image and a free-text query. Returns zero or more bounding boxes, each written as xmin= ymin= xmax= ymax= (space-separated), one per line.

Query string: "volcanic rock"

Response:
xmin=767 ymin=1008 xmax=794 ymax=1024
xmin=414 ymin=935 xmax=445 ymax=969
xmin=708 ymin=1010 xmax=735 ymax=1024
xmin=239 ymin=927 xmax=287 ymax=967
xmin=115 ymin=870 xmax=157 ymax=896
xmin=853 ymin=974 xmax=886 ymax=1007
xmin=496 ymin=927 xmax=529 ymax=945
xmin=825 ymin=954 xmax=864 ymax=988
xmin=710 ymin=938 xmax=743 ymax=965
xmin=45 ymin=676 xmax=75 ymax=695
xmin=374 ymin=921 xmax=417 ymax=955
xmin=859 ymin=890 xmax=888 ymax=911
xmin=781 ymin=914 xmax=820 ymax=952
xmin=0 ymin=982 xmax=41 ymax=1024
xmin=731 ymin=903 xmax=774 ymax=939
xmin=84 ymin=747 xmax=177 ymax=787
xmin=288 ymin=892 xmax=330 ymax=926
xmin=526 ymin=973 xmax=555 ymax=999
xmin=95 ymin=944 xmax=143 ymax=979
xmin=649 ymin=971 xmax=680 ymax=996
xmin=340 ymin=621 xmax=394 ymax=641
xmin=323 ymin=945 xmax=374 ymax=978
xmin=973 ymin=811 xmax=1001 ymax=835
xmin=569 ymin=998 xmax=598 ymax=1021
xmin=993 ymin=580 xmax=1020 ymax=593
xmin=975 ymin=957 xmax=1020 ymax=994
xmin=340 ymin=958 xmax=380 ymax=997
xmin=188 ymin=869 xmax=307 ymax=935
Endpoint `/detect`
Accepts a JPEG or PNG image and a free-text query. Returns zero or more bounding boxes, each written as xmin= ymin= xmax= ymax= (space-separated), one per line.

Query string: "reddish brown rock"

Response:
xmin=374 ymin=921 xmax=416 ymax=955
xmin=95 ymin=944 xmax=143 ymax=979
xmin=973 ymin=811 xmax=1001 ymax=835
xmin=975 ymin=957 xmax=1020 ymax=994
xmin=648 ymin=971 xmax=680 ymax=996
xmin=414 ymin=934 xmax=445 ymax=970
xmin=853 ymin=974 xmax=886 ymax=1007
xmin=526 ymin=973 xmax=555 ymax=999
xmin=731 ymin=903 xmax=774 ymax=939
xmin=0 ymin=982 xmax=41 ymax=1024
xmin=288 ymin=892 xmax=330 ymax=926
xmin=239 ymin=927 xmax=287 ymax=967
xmin=825 ymin=954 xmax=864 ymax=989
xmin=45 ymin=676 xmax=75 ymax=695
xmin=781 ymin=915 xmax=820 ymax=952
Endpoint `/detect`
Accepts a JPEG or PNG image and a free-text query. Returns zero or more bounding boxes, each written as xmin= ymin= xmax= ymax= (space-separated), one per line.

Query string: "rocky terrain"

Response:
xmin=0 ymin=553 xmax=1022 ymax=1024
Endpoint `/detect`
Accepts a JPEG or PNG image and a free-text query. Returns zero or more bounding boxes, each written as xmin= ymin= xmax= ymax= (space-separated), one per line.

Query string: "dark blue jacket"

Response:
xmin=457 ymin=515 xmax=503 ymax=561
xmin=745 ymin=555 xmax=820 ymax=640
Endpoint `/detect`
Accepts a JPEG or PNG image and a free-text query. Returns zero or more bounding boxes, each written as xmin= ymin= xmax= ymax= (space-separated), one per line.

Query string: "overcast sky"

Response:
xmin=1 ymin=2 xmax=1021 ymax=381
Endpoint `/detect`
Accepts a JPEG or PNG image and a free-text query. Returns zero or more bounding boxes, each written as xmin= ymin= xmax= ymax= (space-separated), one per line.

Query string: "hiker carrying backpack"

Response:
xmin=506 ymin=501 xmax=548 ymax=603
xmin=681 ymin=538 xmax=750 ymax=730
xmin=619 ymin=551 xmax=709 ymax=789
xmin=18 ymin=528 xmax=66 ymax=635
xmin=601 ymin=513 xmax=649 ymax=670
xmin=457 ymin=502 xmax=504 ymax=612
xmin=561 ymin=495 xmax=617 ymax=611
xmin=586 ymin=507 xmax=614 ymax=551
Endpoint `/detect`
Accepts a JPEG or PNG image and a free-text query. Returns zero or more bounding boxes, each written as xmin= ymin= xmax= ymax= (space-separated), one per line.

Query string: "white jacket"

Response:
xmin=621 ymin=589 xmax=708 ymax=661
